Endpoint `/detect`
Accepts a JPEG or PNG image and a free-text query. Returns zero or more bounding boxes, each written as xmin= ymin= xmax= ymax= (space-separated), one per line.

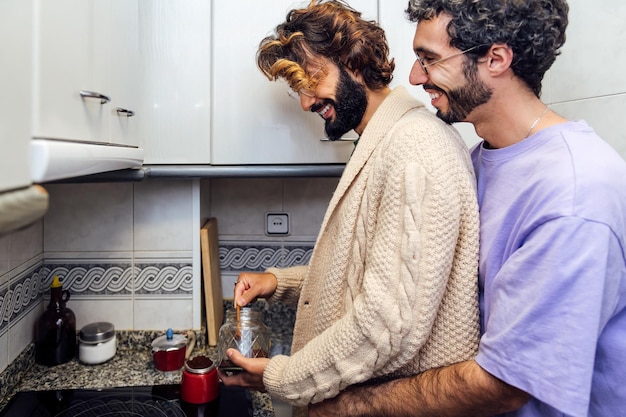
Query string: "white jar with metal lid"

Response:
xmin=78 ymin=322 xmax=116 ymax=364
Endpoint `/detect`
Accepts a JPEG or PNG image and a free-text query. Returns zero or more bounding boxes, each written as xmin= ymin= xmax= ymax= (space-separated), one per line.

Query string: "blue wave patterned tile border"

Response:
xmin=0 ymin=264 xmax=43 ymax=336
xmin=41 ymin=262 xmax=193 ymax=297
xmin=134 ymin=263 xmax=193 ymax=295
xmin=42 ymin=263 xmax=134 ymax=296
xmin=219 ymin=244 xmax=313 ymax=272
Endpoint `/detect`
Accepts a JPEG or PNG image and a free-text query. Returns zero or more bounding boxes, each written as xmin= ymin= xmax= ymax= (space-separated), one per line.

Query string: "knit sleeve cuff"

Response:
xmin=266 ymin=265 xmax=307 ymax=307
xmin=263 ymin=355 xmax=308 ymax=406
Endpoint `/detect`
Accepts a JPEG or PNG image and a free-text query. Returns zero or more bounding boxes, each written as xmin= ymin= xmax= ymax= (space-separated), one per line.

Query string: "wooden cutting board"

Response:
xmin=201 ymin=218 xmax=223 ymax=346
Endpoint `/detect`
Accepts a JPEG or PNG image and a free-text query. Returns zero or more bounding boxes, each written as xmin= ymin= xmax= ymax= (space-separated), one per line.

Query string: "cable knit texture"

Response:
xmin=264 ymin=87 xmax=480 ymax=407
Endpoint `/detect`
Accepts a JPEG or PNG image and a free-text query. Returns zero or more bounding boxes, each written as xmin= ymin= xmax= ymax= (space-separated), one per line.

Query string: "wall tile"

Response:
xmin=133 ymin=298 xmax=193 ymax=330
xmin=8 ymin=306 xmax=40 ymax=363
xmin=200 ymin=180 xmax=212 ymax=224
xmin=70 ymin=299 xmax=134 ymax=331
xmin=41 ymin=259 xmax=134 ymax=297
xmin=134 ymin=180 xmax=194 ymax=252
xmin=2 ymin=259 xmax=43 ymax=337
xmin=134 ymin=260 xmax=193 ymax=296
xmin=220 ymin=243 xmax=313 ymax=273
xmin=542 ymin=67 xmax=553 ymax=105
xmin=551 ymin=94 xmax=626 ymax=160
xmin=9 ymin=220 xmax=42 ymax=269
xmin=209 ymin=179 xmax=283 ymax=238
xmin=0 ymin=225 xmax=43 ymax=373
xmin=44 ymin=183 xmax=133 ymax=252
xmin=0 ymin=332 xmax=7 ymax=373
xmin=5 ymin=259 xmax=44 ymax=364
xmin=550 ymin=0 xmax=626 ymax=103
xmin=218 ymin=242 xmax=314 ymax=299
xmin=40 ymin=181 xmax=198 ymax=333
xmin=0 ymin=235 xmax=8 ymax=283
xmin=209 ymin=178 xmax=329 ymax=298
xmin=283 ymin=178 xmax=337 ymax=239
xmin=0 ymin=276 xmax=9 ymax=373
xmin=39 ymin=256 xmax=193 ymax=331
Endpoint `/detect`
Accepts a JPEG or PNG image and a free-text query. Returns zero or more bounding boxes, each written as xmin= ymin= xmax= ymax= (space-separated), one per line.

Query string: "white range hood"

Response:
xmin=30 ymin=139 xmax=144 ymax=183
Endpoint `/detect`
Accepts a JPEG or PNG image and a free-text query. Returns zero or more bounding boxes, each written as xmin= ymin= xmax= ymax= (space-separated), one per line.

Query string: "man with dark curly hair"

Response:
xmin=308 ymin=0 xmax=626 ymax=416
xmin=218 ymin=0 xmax=482 ymax=415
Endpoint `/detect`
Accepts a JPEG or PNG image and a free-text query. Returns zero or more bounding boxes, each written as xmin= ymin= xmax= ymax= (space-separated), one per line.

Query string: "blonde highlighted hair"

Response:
xmin=257 ymin=0 xmax=394 ymax=92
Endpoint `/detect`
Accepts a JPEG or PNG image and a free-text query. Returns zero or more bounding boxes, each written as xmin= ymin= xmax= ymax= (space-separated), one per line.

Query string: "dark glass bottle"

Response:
xmin=35 ymin=276 xmax=76 ymax=366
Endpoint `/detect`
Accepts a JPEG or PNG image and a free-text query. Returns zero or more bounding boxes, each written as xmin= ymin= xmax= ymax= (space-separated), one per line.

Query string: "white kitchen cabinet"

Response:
xmin=0 ymin=0 xmax=34 ymax=192
xmin=108 ymin=0 xmax=140 ymax=147
xmin=210 ymin=0 xmax=377 ymax=165
xmin=34 ymin=0 xmax=139 ymax=147
xmin=137 ymin=1 xmax=212 ymax=164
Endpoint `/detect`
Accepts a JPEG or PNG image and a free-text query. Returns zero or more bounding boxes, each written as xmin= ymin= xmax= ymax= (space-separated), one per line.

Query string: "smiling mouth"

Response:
xmin=424 ymin=84 xmax=446 ymax=106
xmin=312 ymin=102 xmax=333 ymax=119
xmin=428 ymin=91 xmax=442 ymax=100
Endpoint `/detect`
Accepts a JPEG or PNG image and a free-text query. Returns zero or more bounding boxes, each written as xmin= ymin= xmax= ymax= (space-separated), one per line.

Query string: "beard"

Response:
xmin=313 ymin=66 xmax=368 ymax=141
xmin=434 ymin=60 xmax=492 ymax=124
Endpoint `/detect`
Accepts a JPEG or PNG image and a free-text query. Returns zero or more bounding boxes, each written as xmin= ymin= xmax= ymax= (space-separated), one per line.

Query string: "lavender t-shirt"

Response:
xmin=471 ymin=121 xmax=626 ymax=417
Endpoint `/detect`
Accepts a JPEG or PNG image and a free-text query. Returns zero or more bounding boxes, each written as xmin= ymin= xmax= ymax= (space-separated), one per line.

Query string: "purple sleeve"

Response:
xmin=476 ymin=216 xmax=618 ymax=416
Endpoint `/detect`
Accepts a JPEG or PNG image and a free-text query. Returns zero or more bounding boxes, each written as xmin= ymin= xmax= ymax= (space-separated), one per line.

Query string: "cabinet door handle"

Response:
xmin=115 ymin=107 xmax=135 ymax=117
xmin=80 ymin=90 xmax=111 ymax=104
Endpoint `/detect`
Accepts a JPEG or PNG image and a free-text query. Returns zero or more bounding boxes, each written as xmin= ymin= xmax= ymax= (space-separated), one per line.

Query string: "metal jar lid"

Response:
xmin=79 ymin=322 xmax=116 ymax=344
xmin=151 ymin=328 xmax=187 ymax=352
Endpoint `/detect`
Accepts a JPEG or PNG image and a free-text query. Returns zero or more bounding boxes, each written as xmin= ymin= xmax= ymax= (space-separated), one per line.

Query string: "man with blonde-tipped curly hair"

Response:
xmin=219 ymin=1 xmax=482 ymax=415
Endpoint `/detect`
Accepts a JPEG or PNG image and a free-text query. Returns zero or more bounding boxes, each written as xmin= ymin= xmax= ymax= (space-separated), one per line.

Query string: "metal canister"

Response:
xmin=78 ymin=321 xmax=116 ymax=364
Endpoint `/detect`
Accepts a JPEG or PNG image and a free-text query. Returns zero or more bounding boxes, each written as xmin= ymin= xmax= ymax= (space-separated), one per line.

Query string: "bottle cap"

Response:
xmin=51 ymin=276 xmax=62 ymax=288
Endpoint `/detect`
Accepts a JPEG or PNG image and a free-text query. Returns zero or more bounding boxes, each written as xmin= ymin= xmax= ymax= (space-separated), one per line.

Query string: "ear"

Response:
xmin=349 ymin=67 xmax=363 ymax=82
xmin=484 ymin=43 xmax=513 ymax=76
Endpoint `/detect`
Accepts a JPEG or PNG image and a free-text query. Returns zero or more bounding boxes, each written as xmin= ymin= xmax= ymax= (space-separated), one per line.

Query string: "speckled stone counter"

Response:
xmin=0 ymin=301 xmax=296 ymax=416
xmin=0 ymin=337 xmax=271 ymax=417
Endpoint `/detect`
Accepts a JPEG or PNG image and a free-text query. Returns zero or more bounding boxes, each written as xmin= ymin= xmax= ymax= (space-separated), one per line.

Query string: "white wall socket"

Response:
xmin=266 ymin=212 xmax=289 ymax=235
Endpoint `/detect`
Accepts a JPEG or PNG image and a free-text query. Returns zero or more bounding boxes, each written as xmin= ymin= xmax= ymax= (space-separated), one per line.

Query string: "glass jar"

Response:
xmin=217 ymin=307 xmax=270 ymax=373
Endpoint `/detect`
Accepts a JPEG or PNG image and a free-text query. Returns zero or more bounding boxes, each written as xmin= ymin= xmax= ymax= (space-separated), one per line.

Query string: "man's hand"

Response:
xmin=218 ymin=348 xmax=270 ymax=392
xmin=234 ymin=272 xmax=278 ymax=307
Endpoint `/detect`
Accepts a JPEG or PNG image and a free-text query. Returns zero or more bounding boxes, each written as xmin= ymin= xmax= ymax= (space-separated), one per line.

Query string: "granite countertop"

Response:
xmin=0 ymin=302 xmax=296 ymax=416
xmin=0 ymin=335 xmax=274 ymax=417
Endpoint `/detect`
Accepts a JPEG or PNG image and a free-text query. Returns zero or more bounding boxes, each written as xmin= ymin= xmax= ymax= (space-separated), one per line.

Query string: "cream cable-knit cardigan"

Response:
xmin=263 ymin=87 xmax=480 ymax=407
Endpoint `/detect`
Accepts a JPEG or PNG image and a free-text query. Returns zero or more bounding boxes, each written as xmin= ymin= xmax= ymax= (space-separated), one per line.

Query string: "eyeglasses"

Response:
xmin=287 ymin=64 xmax=327 ymax=99
xmin=414 ymin=45 xmax=481 ymax=76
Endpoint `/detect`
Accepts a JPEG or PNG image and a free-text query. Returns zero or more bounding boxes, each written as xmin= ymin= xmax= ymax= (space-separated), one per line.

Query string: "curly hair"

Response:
xmin=406 ymin=0 xmax=569 ymax=97
xmin=256 ymin=0 xmax=394 ymax=93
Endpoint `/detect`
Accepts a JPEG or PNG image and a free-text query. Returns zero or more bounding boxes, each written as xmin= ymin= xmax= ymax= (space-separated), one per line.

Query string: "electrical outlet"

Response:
xmin=266 ymin=213 xmax=289 ymax=235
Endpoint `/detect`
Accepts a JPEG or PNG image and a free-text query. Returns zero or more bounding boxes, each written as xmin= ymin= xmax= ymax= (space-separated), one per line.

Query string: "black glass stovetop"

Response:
xmin=0 ymin=384 xmax=252 ymax=417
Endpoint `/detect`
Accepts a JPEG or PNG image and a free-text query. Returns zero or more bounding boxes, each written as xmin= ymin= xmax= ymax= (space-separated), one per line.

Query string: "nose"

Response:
xmin=409 ymin=60 xmax=428 ymax=86
xmin=299 ymin=93 xmax=317 ymax=111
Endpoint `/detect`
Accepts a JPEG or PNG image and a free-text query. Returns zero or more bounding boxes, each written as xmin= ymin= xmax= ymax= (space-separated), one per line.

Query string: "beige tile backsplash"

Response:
xmin=0 ymin=177 xmax=336 ymax=374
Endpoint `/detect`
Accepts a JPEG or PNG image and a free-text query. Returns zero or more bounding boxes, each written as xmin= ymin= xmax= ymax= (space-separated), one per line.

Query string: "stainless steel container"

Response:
xmin=78 ymin=321 xmax=116 ymax=364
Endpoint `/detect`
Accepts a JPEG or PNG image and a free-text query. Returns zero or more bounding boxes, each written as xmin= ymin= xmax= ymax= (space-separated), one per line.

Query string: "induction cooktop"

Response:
xmin=0 ymin=383 xmax=252 ymax=417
